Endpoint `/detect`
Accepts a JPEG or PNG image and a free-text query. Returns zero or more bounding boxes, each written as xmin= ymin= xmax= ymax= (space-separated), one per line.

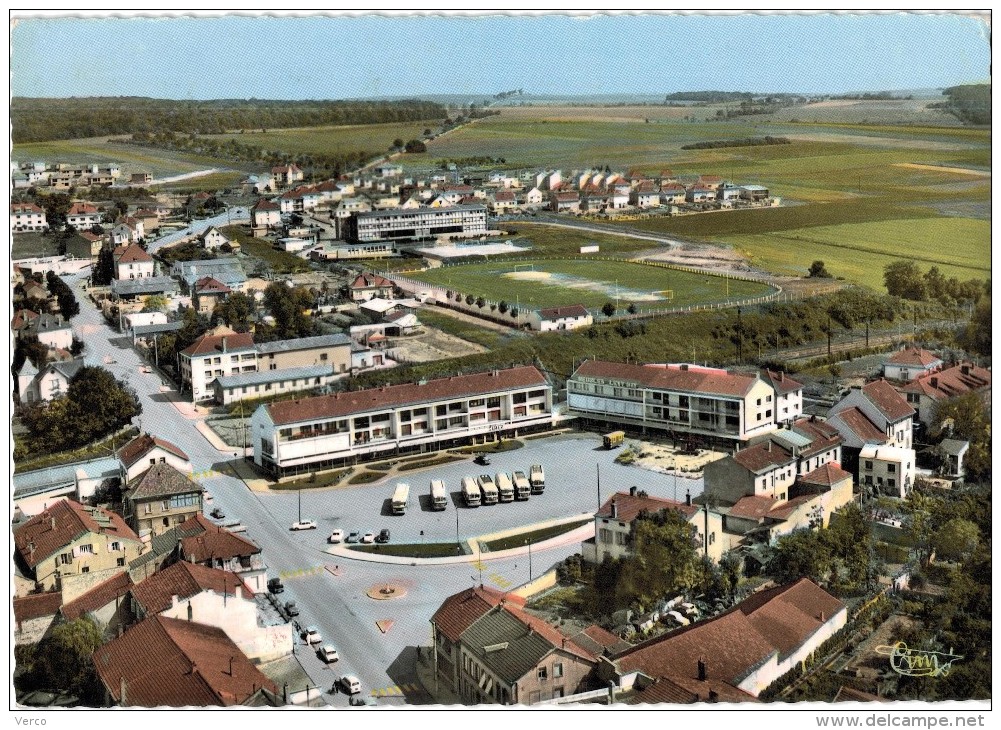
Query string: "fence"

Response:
xmin=386 ymin=256 xmax=797 ymax=328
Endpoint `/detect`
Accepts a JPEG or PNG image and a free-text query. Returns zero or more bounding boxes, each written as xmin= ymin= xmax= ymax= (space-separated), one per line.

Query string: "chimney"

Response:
xmin=610 ymin=500 xmax=618 ymax=519
xmin=766 ymin=441 xmax=772 ymax=452
xmin=961 ymin=364 xmax=970 ymax=376
xmin=697 ymin=656 xmax=707 ymax=681
xmin=930 ymin=377 xmax=938 ymax=388
xmin=685 ymin=490 xmax=691 ymax=507
xmin=629 ymin=486 xmax=637 ymax=497
xmin=120 ymin=677 xmax=127 ymax=707
xmin=51 ymin=516 xmax=56 ymax=530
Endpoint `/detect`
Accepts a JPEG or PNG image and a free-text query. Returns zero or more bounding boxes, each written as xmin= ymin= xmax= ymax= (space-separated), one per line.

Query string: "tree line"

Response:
xmin=11 ymin=97 xmax=448 ymax=143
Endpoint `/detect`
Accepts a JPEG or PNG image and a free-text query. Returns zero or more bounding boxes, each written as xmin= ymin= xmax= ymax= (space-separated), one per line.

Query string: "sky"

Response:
xmin=10 ymin=12 xmax=991 ymax=100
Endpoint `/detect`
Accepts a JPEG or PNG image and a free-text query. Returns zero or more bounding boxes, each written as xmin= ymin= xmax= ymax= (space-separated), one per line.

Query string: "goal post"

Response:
xmin=512 ymin=263 xmax=534 ymax=273
xmin=661 ymin=289 xmax=674 ymax=302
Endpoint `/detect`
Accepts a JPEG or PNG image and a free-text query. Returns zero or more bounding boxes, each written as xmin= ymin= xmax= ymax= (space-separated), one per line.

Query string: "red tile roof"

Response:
xmin=791 ymin=417 xmax=843 ymax=457
xmin=886 ymin=347 xmax=941 ymax=368
xmin=597 ymin=491 xmax=699 ymax=522
xmin=11 ymin=202 xmax=45 ymax=214
xmin=732 ymin=441 xmax=795 ymax=473
xmin=130 ymin=561 xmax=252 ymax=616
xmin=899 ymin=363 xmax=991 ymax=402
xmin=68 ymin=203 xmax=98 ymax=215
xmin=538 ymin=304 xmax=590 ymax=320
xmin=861 ymin=379 xmax=915 ymax=423
xmin=180 ymin=330 xmax=255 ymax=357
xmin=93 ymin=615 xmax=277 ymax=707
xmin=614 ymin=579 xmax=843 ymax=688
xmin=251 ymin=198 xmax=280 ymax=211
xmin=493 ymin=190 xmax=516 ymax=202
xmin=194 ymin=276 xmax=232 ymax=295
xmin=178 ymin=515 xmax=261 ymax=563
xmin=830 ymin=407 xmax=887 ymax=444
xmin=114 ymin=243 xmax=152 ymax=264
xmin=14 ymin=500 xmax=139 ymax=568
xmin=628 ymin=674 xmax=759 ymax=704
xmin=431 ymin=585 xmax=517 ymax=642
xmin=117 ymin=433 xmax=189 ymax=469
xmin=798 ymin=462 xmax=852 ymax=488
xmin=61 ymin=571 xmax=133 ymax=621
xmin=14 ymin=592 xmax=63 ymax=623
xmin=572 ymin=624 xmax=633 ymax=656
xmin=761 ymin=369 xmax=803 ymax=395
xmin=726 ymin=495 xmax=778 ymax=520
xmin=350 ymin=273 xmax=394 ymax=290
xmin=11 ymin=308 xmax=39 ymax=331
xmin=573 ymin=360 xmax=758 ymax=398
xmin=766 ymin=494 xmax=817 ymax=520
xmin=266 ymin=365 xmax=547 ymax=427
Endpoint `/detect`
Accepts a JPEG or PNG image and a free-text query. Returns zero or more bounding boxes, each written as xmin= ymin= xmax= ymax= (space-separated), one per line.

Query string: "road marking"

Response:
xmin=376 ymin=619 xmax=395 ymax=634
xmin=371 ymin=685 xmax=414 ymax=697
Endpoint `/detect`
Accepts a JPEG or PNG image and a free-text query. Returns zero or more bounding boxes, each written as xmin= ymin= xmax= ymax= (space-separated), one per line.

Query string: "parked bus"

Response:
xmin=512 ymin=471 xmax=531 ymax=501
xmin=495 ymin=472 xmax=514 ymax=503
xmin=391 ymin=483 xmax=410 ymax=515
xmin=430 ymin=479 xmax=448 ymax=511
xmin=603 ymin=430 xmax=625 ymax=449
xmin=461 ymin=477 xmax=481 ymax=507
xmin=529 ymin=464 xmax=545 ymax=494
xmin=477 ymin=474 xmax=499 ymax=505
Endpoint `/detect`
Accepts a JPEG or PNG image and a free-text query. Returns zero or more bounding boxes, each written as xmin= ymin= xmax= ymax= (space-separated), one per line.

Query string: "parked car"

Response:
xmin=328 ymin=529 xmax=345 ymax=544
xmin=318 ymin=645 xmax=339 ymax=663
xmin=303 ymin=625 xmax=322 ymax=645
xmin=474 ymin=454 xmax=491 ymax=466
xmin=284 ymin=601 xmax=299 ymax=617
xmin=361 ymin=531 xmax=375 ymax=544
xmin=345 ymin=531 xmax=361 ymax=544
xmin=140 ymin=365 xmax=153 ymax=374
xmin=290 ymin=519 xmax=317 ymax=531
xmin=339 ymin=675 xmax=362 ymax=695
xmin=267 ymin=578 xmax=284 ymax=594
xmin=210 ymin=507 xmax=225 ymax=519
xmin=376 ymin=529 xmax=390 ymax=544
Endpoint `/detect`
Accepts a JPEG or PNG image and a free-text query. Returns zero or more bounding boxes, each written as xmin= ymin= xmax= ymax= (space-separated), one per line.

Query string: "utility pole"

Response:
xmin=596 ymin=463 xmax=601 ymax=510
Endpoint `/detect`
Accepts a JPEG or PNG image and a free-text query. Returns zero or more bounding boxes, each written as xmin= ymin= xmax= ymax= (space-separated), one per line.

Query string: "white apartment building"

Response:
xmin=66 ymin=202 xmax=102 ymax=229
xmin=567 ymin=361 xmax=797 ymax=444
xmin=858 ymin=444 xmax=916 ymax=499
xmin=343 ymin=204 xmax=488 ymax=243
xmin=252 ymin=366 xmax=553 ymax=477
xmin=10 ymin=203 xmax=48 ymax=232
xmin=179 ymin=327 xmax=258 ymax=402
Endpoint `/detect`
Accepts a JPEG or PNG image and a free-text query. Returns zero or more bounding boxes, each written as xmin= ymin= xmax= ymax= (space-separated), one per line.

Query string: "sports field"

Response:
xmin=405 ymin=259 xmax=774 ymax=310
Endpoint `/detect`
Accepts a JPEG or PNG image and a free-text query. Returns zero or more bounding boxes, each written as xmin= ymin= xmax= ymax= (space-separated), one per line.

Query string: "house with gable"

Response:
xmin=13 ymin=499 xmax=142 ymax=592
xmin=29 ymin=312 xmax=74 ymax=351
xmin=528 ymin=304 xmax=594 ymax=332
xmin=113 ymin=243 xmax=155 ymax=280
xmin=192 ymin=276 xmax=232 ymax=314
xmin=175 ymin=513 xmax=268 ymax=594
xmin=116 ymin=432 xmax=192 ymax=483
xmin=431 ymin=586 xmax=600 ymax=705
xmin=896 ymin=362 xmax=991 ymax=430
xmin=827 ymin=380 xmax=915 ymax=476
xmin=250 ymin=198 xmax=281 ymax=233
xmin=199 ymin=226 xmax=231 ymax=252
xmin=122 ymin=463 xmax=204 ymax=539
xmin=882 ymin=347 xmax=943 ymax=382
xmin=11 ymin=202 xmax=48 ymax=232
xmin=17 ymin=357 xmax=85 ymax=404
xmin=66 ymin=202 xmax=102 ymax=229
xmin=348 ymin=272 xmax=396 ymax=302
xmin=599 ymin=578 xmax=846 ymax=701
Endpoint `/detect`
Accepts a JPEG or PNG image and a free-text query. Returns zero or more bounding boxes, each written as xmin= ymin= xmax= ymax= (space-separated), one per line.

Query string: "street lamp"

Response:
xmin=525 ymin=538 xmax=533 ymax=581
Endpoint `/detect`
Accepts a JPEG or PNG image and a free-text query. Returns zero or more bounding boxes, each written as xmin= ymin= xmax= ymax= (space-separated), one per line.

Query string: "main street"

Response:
xmin=68 ymin=269 xmax=654 ymax=705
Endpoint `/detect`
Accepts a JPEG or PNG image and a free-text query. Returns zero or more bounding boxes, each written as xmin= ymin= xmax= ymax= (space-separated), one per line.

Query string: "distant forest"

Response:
xmin=934 ymin=84 xmax=991 ymax=125
xmin=10 ymin=97 xmax=449 ymax=143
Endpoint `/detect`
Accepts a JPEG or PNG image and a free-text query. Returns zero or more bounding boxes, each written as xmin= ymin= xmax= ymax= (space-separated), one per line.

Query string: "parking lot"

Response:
xmin=257 ymin=432 xmax=705 ymax=550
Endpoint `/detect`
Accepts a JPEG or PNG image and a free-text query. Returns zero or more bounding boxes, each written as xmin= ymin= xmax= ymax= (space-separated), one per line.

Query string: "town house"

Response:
xmin=122 ymin=462 xmax=204 ymax=538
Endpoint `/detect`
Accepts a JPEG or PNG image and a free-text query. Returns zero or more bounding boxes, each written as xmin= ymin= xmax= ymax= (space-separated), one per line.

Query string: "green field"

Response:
xmin=204 ymin=120 xmax=440 ymax=158
xmin=407 ymin=258 xmax=774 ymax=310
xmin=723 ymin=217 xmax=991 ymax=290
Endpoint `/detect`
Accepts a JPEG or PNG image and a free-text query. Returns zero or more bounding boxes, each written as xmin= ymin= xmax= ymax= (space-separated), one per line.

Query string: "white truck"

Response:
xmin=430 ymin=479 xmax=448 ymax=511
xmin=477 ymin=474 xmax=499 ymax=505
xmin=512 ymin=471 xmax=531 ymax=501
xmin=391 ymin=483 xmax=410 ymax=515
xmin=529 ymin=464 xmax=545 ymax=494
xmin=495 ymin=472 xmax=514 ymax=503
xmin=461 ymin=476 xmax=481 ymax=507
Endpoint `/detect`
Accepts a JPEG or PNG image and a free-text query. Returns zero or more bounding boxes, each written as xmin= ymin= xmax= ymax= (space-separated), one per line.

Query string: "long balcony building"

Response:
xmin=251 ymin=366 xmax=553 ymax=477
xmin=567 ymin=361 xmax=800 ymax=444
xmin=343 ymin=204 xmax=488 ymax=243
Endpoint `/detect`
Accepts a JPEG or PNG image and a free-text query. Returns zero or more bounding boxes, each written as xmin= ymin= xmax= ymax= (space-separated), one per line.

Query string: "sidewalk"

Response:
xmin=414 ymin=647 xmax=463 ymax=706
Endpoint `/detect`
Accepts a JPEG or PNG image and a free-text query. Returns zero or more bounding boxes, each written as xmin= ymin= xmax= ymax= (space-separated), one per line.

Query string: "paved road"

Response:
xmin=67 ymin=268 xmax=700 ymax=705
xmin=145 ymin=207 xmax=249 ymax=255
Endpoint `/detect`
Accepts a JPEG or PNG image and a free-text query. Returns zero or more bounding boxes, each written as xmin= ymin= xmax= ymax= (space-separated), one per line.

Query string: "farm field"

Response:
xmin=724 ymin=217 xmax=991 ymax=290
xmin=405 ymin=258 xmax=774 ymax=311
xmin=203 ymin=120 xmax=441 ymax=158
xmin=12 ymin=137 xmax=245 ymax=180
xmin=499 ymin=221 xmax=664 ymax=258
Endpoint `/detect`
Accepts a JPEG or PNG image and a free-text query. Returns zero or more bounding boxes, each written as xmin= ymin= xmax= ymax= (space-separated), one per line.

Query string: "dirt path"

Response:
xmin=894 ymin=162 xmax=990 ymax=177
xmin=424 ymin=305 xmax=521 ymax=335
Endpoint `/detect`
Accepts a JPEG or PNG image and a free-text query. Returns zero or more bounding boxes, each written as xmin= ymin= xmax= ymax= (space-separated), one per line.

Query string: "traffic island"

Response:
xmin=366 ymin=583 xmax=408 ymax=600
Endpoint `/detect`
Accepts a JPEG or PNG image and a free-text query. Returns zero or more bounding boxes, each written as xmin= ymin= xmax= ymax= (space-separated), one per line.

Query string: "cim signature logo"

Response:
xmin=875 ymin=642 xmax=963 ymax=677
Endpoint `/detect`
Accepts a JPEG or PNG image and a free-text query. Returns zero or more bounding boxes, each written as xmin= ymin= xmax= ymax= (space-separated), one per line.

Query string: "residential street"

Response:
xmin=63 ymin=269 xmax=702 ymax=705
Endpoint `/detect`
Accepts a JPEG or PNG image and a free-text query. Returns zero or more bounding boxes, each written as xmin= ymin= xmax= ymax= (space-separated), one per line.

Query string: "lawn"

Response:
xmin=416 ymin=309 xmax=511 ymax=349
xmin=724 ymin=217 xmax=990 ymax=289
xmin=351 ymin=541 xmax=466 ymax=558
xmin=407 ymin=258 xmax=774 ymax=311
xmin=219 ymin=225 xmax=311 ymax=274
xmin=12 ymin=232 xmax=61 ymax=260
xmin=480 ymin=517 xmax=593 ymax=552
xmin=499 ymin=221 xmax=663 ymax=258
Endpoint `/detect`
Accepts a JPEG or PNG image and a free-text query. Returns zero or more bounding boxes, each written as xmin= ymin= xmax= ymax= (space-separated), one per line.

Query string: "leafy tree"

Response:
xmin=614 ymin=510 xmax=703 ymax=610
xmin=884 ymin=260 xmax=927 ymax=300
xmin=141 ymin=294 xmax=168 ymax=313
xmin=475 ymin=296 xmax=486 ymax=309
xmin=808 ymin=260 xmax=831 ymax=278
xmin=13 ymin=334 xmax=50 ymax=372
xmin=45 ymin=271 xmax=79 ymax=318
xmin=263 ymin=282 xmax=315 ymax=339
xmin=213 ymin=291 xmax=255 ymax=332
xmin=509 ymin=307 xmax=519 ymax=319
xmin=601 ymin=302 xmax=616 ymax=317
xmin=66 ymin=366 xmax=142 ymax=444
xmin=626 ymin=302 xmax=637 ymax=315
xmin=38 ymin=193 xmax=72 ymax=230
xmin=923 ymin=266 xmax=948 ymax=302
xmin=771 ymin=529 xmax=832 ymax=585
xmin=498 ymin=300 xmax=508 ymax=314
xmin=465 ymin=294 xmax=475 ymax=305
xmin=960 ymin=300 xmax=991 ymax=357
xmin=392 ymin=137 xmax=404 ymax=150
xmin=70 ymin=336 xmax=85 ymax=356
xmin=933 ymin=518 xmax=980 ymax=562
xmin=28 ymin=618 xmax=105 ymax=704
xmin=405 ymin=139 xmax=427 ymax=153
